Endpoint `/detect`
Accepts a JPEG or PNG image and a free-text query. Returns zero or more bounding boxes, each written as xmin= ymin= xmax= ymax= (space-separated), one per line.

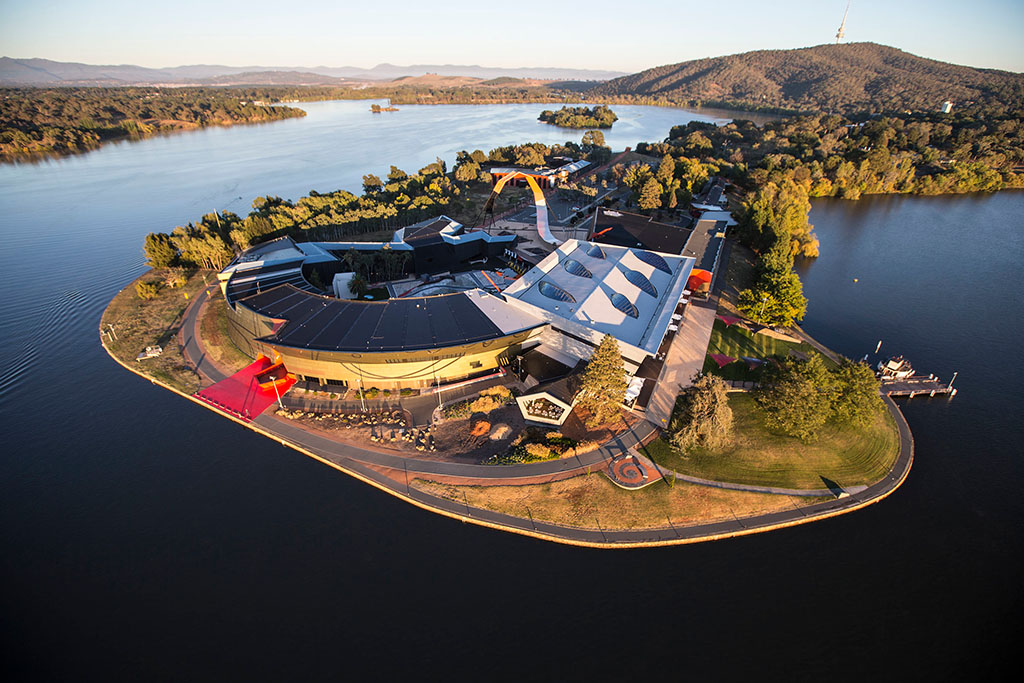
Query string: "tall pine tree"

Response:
xmin=576 ymin=334 xmax=628 ymax=427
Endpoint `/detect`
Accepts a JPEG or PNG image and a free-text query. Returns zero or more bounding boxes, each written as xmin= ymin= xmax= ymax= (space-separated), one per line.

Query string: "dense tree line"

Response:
xmin=143 ymin=137 xmax=611 ymax=271
xmin=636 ymin=109 xmax=1024 ymax=326
xmin=538 ymin=105 xmax=618 ymax=129
xmin=0 ymin=87 xmax=305 ymax=159
xmin=641 ymin=111 xmax=1024 ymax=199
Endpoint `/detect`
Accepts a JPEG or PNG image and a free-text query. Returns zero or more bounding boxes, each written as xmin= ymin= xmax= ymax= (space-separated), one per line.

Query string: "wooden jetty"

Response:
xmin=880 ymin=373 xmax=957 ymax=398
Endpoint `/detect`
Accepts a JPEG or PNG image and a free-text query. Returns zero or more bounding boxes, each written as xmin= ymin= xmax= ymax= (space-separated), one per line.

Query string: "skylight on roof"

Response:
xmin=539 ymin=281 xmax=577 ymax=303
xmin=632 ymin=250 xmax=672 ymax=274
xmin=585 ymin=243 xmax=605 ymax=259
xmin=610 ymin=292 xmax=639 ymax=318
xmin=623 ymin=269 xmax=658 ymax=297
xmin=562 ymin=258 xmax=593 ymax=278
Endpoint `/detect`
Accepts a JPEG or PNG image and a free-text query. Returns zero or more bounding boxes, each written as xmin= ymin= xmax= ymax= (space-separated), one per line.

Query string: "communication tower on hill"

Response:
xmin=836 ymin=1 xmax=850 ymax=43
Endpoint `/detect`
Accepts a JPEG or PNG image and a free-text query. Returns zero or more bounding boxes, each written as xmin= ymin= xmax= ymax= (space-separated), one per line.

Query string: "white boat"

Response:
xmin=878 ymin=355 xmax=913 ymax=379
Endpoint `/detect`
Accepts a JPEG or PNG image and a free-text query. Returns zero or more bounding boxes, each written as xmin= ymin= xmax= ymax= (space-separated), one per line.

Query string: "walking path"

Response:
xmin=645 ymin=298 xmax=719 ymax=427
xmin=159 ymin=285 xmax=914 ymax=548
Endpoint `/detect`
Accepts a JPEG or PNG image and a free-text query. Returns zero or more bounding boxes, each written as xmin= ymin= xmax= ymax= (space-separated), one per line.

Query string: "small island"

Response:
xmin=538 ymin=105 xmax=618 ymax=129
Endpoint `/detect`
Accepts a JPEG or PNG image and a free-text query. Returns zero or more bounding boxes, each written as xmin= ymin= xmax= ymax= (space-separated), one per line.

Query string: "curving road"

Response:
xmin=174 ymin=290 xmax=914 ymax=548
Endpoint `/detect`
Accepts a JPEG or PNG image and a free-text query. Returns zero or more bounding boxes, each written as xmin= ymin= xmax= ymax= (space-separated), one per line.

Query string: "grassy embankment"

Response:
xmin=642 ymin=390 xmax=898 ymax=490
xmin=198 ymin=290 xmax=252 ymax=374
xmin=412 ymin=475 xmax=826 ymax=531
xmin=100 ymin=269 xmax=213 ymax=393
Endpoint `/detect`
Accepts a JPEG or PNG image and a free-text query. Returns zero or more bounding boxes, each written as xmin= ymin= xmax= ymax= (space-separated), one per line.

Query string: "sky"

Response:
xmin=1 ymin=0 xmax=1022 ymax=74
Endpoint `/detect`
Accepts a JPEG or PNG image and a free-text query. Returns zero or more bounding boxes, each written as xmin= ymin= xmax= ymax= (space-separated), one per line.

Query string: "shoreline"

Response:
xmin=99 ymin=283 xmax=915 ymax=549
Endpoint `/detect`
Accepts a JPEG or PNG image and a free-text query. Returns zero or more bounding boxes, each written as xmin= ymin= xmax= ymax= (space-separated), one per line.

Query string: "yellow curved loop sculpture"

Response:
xmin=491 ymin=172 xmax=559 ymax=246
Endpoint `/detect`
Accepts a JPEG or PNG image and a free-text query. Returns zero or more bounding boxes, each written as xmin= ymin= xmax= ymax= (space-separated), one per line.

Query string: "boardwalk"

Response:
xmin=881 ymin=376 xmax=956 ymax=397
xmin=644 ymin=298 xmax=718 ymax=427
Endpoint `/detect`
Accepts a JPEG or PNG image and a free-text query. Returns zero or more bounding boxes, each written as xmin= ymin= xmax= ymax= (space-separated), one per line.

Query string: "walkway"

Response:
xmin=645 ymin=298 xmax=719 ymax=427
xmin=630 ymin=451 xmax=868 ymax=498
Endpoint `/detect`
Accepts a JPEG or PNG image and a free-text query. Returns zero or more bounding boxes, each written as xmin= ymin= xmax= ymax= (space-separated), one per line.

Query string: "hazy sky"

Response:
xmin=1 ymin=0 xmax=1022 ymax=73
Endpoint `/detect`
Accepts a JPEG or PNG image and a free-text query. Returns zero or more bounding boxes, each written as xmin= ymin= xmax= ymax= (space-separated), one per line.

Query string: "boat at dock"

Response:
xmin=878 ymin=355 xmax=914 ymax=379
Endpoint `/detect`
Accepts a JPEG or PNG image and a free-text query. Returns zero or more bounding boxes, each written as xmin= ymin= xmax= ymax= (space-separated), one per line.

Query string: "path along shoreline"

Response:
xmin=100 ymin=282 xmax=914 ymax=549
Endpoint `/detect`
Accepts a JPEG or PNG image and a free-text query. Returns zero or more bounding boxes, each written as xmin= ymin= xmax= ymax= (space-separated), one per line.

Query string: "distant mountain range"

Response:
xmin=589 ymin=43 xmax=1024 ymax=112
xmin=0 ymin=57 xmax=627 ymax=86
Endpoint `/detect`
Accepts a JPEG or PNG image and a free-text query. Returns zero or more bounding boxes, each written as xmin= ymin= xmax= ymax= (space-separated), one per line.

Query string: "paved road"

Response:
xmin=176 ymin=290 xmax=915 ymax=547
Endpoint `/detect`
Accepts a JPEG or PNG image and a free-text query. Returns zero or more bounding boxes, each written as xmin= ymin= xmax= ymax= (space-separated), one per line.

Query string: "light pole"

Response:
xmin=357 ymin=366 xmax=366 ymax=413
xmin=758 ymin=295 xmax=768 ymax=324
xmin=433 ymin=365 xmax=442 ymax=411
xmin=271 ymin=376 xmax=284 ymax=410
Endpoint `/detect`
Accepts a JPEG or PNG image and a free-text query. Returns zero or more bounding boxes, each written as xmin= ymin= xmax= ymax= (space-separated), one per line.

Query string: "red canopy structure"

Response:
xmin=716 ymin=314 xmax=743 ymax=327
xmin=709 ymin=354 xmax=736 ymax=368
xmin=687 ymin=268 xmax=713 ymax=292
xmin=194 ymin=356 xmax=296 ymax=422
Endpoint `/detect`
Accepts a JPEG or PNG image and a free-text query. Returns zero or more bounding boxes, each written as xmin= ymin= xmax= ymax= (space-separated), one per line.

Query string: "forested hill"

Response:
xmin=589 ymin=43 xmax=1024 ymax=113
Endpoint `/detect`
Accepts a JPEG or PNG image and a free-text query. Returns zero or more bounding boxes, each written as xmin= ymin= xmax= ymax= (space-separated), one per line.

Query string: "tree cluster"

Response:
xmin=653 ymin=112 xmax=1024 ymax=200
xmin=538 ymin=105 xmax=618 ymax=129
xmin=757 ymin=355 xmax=883 ymax=441
xmin=613 ymin=153 xmax=718 ymax=213
xmin=0 ymin=87 xmax=305 ymax=159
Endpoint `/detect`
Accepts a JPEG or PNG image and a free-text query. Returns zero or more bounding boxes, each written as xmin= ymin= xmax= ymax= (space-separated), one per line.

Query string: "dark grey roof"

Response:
xmin=404 ymin=218 xmax=452 ymax=245
xmin=592 ymin=209 xmax=692 ymax=254
xmin=225 ymin=262 xmax=318 ymax=300
xmin=237 ymin=284 xmax=513 ymax=352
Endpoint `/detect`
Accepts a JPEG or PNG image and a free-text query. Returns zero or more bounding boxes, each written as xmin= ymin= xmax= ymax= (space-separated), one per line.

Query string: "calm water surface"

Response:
xmin=1 ymin=102 xmax=1021 ymax=680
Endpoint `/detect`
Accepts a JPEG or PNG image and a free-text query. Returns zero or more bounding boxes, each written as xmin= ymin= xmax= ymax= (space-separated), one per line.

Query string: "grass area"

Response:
xmin=101 ymin=269 xmax=212 ymax=393
xmin=198 ymin=293 xmax=252 ymax=373
xmin=412 ymin=475 xmax=826 ymax=531
xmin=717 ymin=241 xmax=758 ymax=316
xmin=703 ymin=319 xmax=813 ymax=381
xmin=641 ymin=392 xmax=900 ymax=490
xmin=364 ymin=287 xmax=389 ymax=300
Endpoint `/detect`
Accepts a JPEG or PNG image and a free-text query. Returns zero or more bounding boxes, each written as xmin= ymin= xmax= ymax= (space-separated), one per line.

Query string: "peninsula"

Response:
xmin=102 ymin=136 xmax=912 ymax=547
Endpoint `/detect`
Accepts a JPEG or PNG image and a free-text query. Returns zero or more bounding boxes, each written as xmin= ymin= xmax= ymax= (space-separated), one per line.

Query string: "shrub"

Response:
xmin=135 ymin=280 xmax=160 ymax=300
xmin=164 ymin=269 xmax=187 ymax=289
xmin=525 ymin=443 xmax=554 ymax=460
xmin=443 ymin=399 xmax=471 ymax=419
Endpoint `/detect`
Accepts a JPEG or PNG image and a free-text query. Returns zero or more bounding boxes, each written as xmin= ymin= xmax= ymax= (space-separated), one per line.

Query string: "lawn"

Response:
xmin=199 ymin=293 xmax=252 ymax=374
xmin=412 ymin=474 xmax=826 ymax=531
xmin=101 ymin=269 xmax=212 ymax=393
xmin=641 ymin=392 xmax=900 ymax=490
xmin=703 ymin=319 xmax=813 ymax=381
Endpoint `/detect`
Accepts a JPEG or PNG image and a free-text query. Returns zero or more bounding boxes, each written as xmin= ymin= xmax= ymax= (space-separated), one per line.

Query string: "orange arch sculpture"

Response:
xmin=491 ymin=172 xmax=559 ymax=246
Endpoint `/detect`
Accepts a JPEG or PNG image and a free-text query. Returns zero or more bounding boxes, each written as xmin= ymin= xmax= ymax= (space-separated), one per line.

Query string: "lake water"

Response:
xmin=1 ymin=101 xmax=1021 ymax=680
